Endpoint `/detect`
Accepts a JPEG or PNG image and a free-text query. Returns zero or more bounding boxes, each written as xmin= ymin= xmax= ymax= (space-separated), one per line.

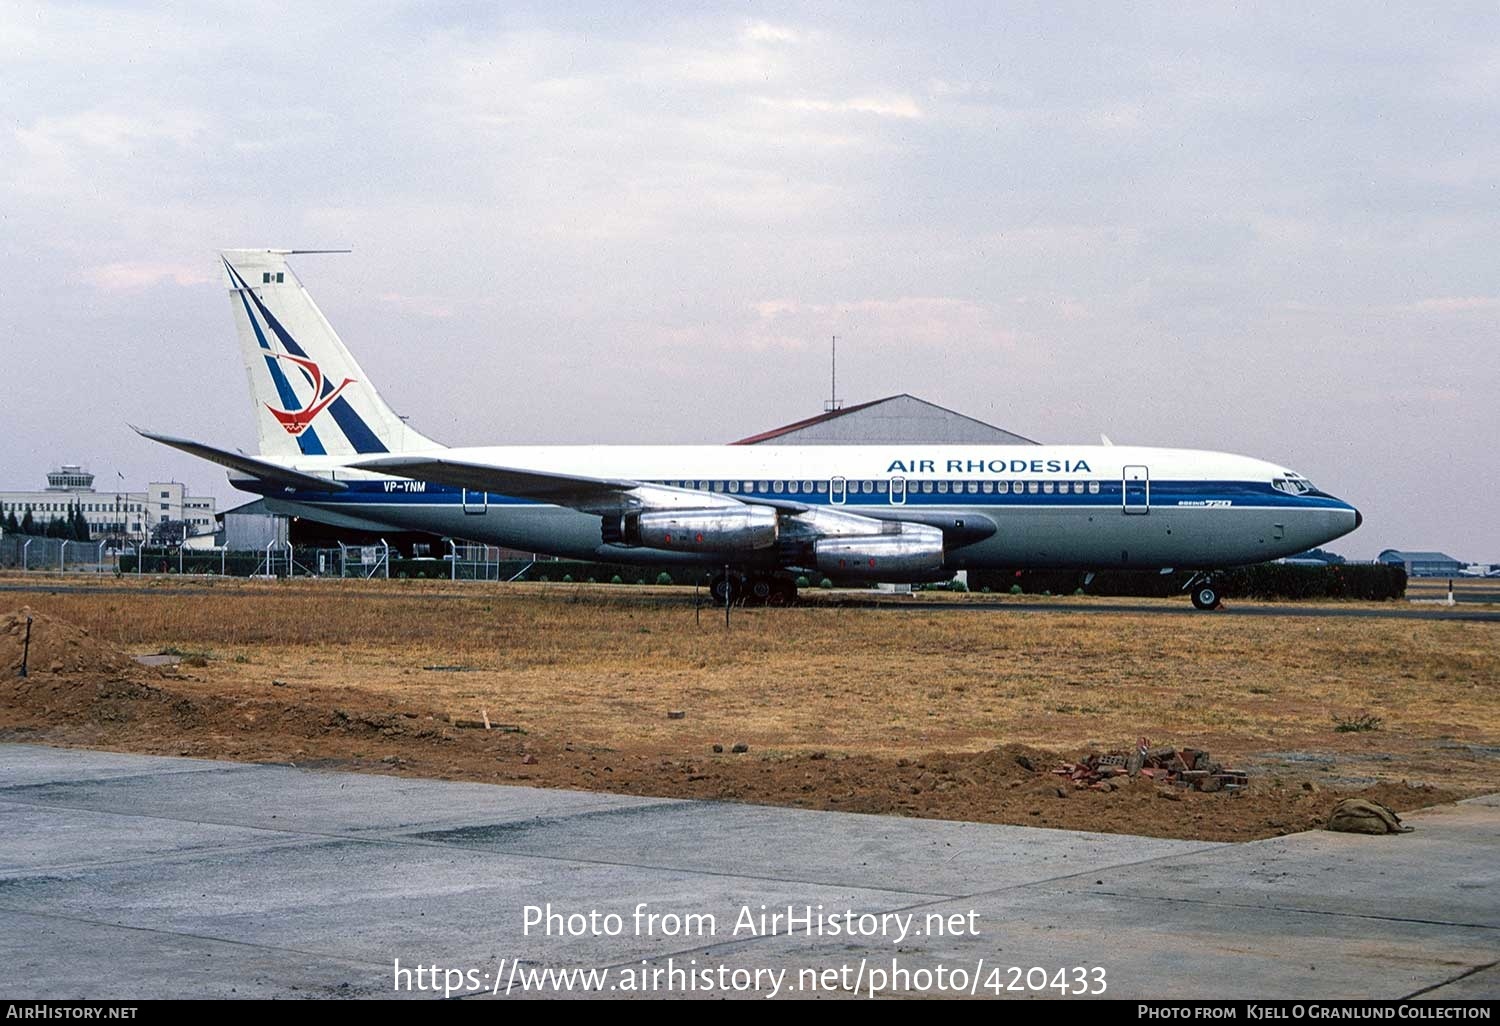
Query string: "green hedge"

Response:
xmin=115 ymin=551 xmax=1402 ymax=601
xmin=395 ymin=558 xmax=719 ymax=585
xmin=118 ymin=553 xmax=287 ymax=575
xmin=968 ymin=563 xmax=1406 ymax=601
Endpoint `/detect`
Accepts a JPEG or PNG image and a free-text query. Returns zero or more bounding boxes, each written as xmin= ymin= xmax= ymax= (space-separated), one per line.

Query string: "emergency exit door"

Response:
xmin=1122 ymin=465 xmax=1150 ymax=514
xmin=461 ymin=488 xmax=488 ymax=515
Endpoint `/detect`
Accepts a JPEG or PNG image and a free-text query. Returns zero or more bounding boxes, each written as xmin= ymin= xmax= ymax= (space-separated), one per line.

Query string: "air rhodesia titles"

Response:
xmin=885 ymin=456 xmax=1092 ymax=474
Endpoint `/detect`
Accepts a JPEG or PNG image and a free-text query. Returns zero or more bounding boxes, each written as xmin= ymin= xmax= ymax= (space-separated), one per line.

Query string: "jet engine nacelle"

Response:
xmin=619 ymin=506 xmax=779 ymax=552
xmin=813 ymin=523 xmax=946 ymax=581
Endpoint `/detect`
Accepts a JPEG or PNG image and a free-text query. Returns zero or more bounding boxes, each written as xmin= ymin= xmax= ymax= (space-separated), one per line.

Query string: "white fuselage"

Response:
xmin=247 ymin=443 xmax=1362 ymax=573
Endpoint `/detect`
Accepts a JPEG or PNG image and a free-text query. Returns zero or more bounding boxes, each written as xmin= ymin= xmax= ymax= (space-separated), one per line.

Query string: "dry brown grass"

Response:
xmin=14 ymin=577 xmax=1497 ymax=782
xmin=4 ymin=576 xmax=1495 ymax=839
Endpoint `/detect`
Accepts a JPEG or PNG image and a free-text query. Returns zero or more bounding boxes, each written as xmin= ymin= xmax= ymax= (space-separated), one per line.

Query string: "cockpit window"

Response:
xmin=1272 ymin=477 xmax=1314 ymax=496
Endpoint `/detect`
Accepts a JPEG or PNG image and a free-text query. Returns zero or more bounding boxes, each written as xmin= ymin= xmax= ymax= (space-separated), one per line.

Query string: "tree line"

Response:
xmin=1 ymin=503 xmax=93 ymax=541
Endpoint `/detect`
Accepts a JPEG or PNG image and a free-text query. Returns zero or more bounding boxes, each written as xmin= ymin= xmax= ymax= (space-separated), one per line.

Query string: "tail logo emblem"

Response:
xmin=265 ymin=353 xmax=355 ymax=436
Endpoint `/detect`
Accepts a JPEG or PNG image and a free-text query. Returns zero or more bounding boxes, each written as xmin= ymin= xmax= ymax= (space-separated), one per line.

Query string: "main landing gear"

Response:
xmin=1185 ymin=572 xmax=1224 ymax=611
xmin=708 ymin=570 xmax=799 ymax=607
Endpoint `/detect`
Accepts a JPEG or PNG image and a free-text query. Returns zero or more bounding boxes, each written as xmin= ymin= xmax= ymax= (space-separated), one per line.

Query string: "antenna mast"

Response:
xmin=824 ymin=335 xmax=843 ymax=412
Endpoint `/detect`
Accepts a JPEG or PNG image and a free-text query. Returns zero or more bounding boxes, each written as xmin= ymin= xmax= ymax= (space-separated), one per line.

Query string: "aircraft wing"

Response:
xmin=132 ymin=426 xmax=348 ymax=492
xmin=351 ymin=455 xmax=645 ymax=506
xmin=353 ymin=455 xmax=809 ymax=514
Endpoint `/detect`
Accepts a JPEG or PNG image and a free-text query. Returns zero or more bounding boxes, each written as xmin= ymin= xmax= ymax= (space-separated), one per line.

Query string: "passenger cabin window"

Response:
xmin=1089 ymin=481 xmax=1100 ymax=494
xmin=1042 ymin=481 xmax=1054 ymax=494
xmin=728 ymin=481 xmax=739 ymax=493
xmin=772 ymin=480 xmax=784 ymax=493
xmin=937 ymin=481 xmax=949 ymax=493
xmin=921 ymin=481 xmax=934 ymax=493
xmin=1028 ymin=482 xmax=1039 ymax=494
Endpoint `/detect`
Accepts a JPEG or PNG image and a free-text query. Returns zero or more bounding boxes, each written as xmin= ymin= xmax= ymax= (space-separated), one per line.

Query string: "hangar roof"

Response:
xmin=733 ymin=394 xmax=1037 ymax=446
xmin=1377 ymin=549 xmax=1461 ymax=564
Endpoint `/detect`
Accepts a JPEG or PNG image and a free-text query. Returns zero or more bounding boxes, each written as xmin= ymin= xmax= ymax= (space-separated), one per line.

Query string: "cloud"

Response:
xmin=8 ymin=109 xmax=210 ymax=204
xmin=743 ymin=296 xmax=1022 ymax=352
xmin=377 ymin=292 xmax=457 ymax=319
xmin=1393 ymin=296 xmax=1500 ymax=314
xmin=742 ymin=20 xmax=800 ymax=45
xmin=767 ymin=95 xmax=923 ymax=119
xmin=1083 ymin=102 xmax=1145 ymax=133
xmin=16 ymin=109 xmax=204 ymax=153
xmin=1 ymin=6 xmax=1497 ymax=558
xmin=82 ymin=262 xmax=217 ymax=292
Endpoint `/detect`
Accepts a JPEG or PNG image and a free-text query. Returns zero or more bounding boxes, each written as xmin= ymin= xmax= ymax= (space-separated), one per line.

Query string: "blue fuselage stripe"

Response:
xmin=255 ymin=479 xmax=1350 ymax=512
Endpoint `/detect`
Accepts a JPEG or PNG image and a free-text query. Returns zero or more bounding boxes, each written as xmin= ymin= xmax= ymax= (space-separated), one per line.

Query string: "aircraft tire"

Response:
xmin=709 ymin=572 xmax=739 ymax=604
xmin=1190 ymin=583 xmax=1222 ymax=611
xmin=766 ymin=576 xmax=798 ymax=606
xmin=748 ymin=576 xmax=774 ymax=605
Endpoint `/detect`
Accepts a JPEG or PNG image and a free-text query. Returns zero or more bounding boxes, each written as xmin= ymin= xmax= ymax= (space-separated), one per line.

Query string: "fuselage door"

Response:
xmin=831 ymin=476 xmax=847 ymax=505
xmin=1122 ymin=465 xmax=1149 ymax=515
xmin=890 ymin=476 xmax=906 ymax=505
xmin=461 ymin=488 xmax=488 ymax=515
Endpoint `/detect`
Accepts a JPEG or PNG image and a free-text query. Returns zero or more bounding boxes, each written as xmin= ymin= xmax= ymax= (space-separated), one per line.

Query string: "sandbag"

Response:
xmin=1327 ymin=798 xmax=1412 ymax=834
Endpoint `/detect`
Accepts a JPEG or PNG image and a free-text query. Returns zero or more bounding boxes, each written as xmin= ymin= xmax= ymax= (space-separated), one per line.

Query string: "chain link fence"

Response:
xmin=0 ymin=534 xmax=111 ymax=572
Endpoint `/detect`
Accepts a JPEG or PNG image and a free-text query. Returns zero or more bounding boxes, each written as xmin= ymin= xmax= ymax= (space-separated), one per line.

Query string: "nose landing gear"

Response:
xmin=1184 ymin=572 xmax=1224 ymax=611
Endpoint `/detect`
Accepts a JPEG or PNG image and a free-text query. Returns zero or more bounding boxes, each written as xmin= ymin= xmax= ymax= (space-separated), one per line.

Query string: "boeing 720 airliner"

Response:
xmin=137 ymin=250 xmax=1361 ymax=610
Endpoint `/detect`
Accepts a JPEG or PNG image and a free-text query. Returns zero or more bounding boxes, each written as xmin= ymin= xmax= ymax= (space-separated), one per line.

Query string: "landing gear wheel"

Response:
xmin=1191 ymin=582 xmax=1222 ymax=611
xmin=766 ymin=576 xmax=798 ymax=607
xmin=748 ymin=576 xmax=774 ymax=605
xmin=708 ymin=572 xmax=740 ymax=605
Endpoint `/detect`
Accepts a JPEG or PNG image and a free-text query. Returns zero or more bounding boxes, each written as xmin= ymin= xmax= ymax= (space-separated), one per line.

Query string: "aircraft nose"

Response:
xmin=1354 ymin=508 xmax=1363 ymax=530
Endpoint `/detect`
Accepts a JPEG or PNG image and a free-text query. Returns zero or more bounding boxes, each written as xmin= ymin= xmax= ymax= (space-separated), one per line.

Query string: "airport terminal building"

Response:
xmin=0 ymin=465 xmax=217 ymax=543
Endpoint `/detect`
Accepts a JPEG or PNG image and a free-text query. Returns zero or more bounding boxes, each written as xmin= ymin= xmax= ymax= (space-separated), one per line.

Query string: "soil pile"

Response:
xmin=2 ymin=607 xmax=141 ymax=678
xmin=1 ymin=607 xmax=168 ymax=730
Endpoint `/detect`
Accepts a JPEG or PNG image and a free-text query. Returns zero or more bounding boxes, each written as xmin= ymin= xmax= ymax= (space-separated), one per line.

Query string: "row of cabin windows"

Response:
xmin=654 ymin=479 xmax=1106 ymax=497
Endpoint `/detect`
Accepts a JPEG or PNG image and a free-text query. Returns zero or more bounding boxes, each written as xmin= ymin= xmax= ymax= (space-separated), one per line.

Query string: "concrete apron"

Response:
xmin=0 ymin=744 xmax=1495 ymax=1000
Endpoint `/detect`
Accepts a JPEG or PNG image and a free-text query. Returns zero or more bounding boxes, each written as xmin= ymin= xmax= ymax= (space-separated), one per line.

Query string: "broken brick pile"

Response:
xmin=1055 ymin=740 xmax=1248 ymax=793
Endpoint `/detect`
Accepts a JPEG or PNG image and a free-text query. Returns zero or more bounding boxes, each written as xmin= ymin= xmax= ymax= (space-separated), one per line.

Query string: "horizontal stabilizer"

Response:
xmin=132 ymin=426 xmax=348 ymax=492
xmin=353 ymin=455 xmax=637 ymax=504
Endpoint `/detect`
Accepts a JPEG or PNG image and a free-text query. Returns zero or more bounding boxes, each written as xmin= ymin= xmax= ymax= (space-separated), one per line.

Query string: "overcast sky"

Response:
xmin=2 ymin=2 xmax=1496 ymax=559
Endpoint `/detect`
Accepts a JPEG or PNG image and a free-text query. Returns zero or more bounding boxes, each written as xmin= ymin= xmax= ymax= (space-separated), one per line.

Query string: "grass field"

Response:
xmin=3 ymin=575 xmax=1496 ymax=839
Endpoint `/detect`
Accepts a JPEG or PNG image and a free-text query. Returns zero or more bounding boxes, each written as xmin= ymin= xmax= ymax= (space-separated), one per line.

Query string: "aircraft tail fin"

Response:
xmin=221 ymin=249 xmax=441 ymax=460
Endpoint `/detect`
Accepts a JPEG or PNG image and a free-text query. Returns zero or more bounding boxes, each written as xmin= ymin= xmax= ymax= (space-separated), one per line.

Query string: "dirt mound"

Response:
xmin=2 ymin=607 xmax=141 ymax=678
